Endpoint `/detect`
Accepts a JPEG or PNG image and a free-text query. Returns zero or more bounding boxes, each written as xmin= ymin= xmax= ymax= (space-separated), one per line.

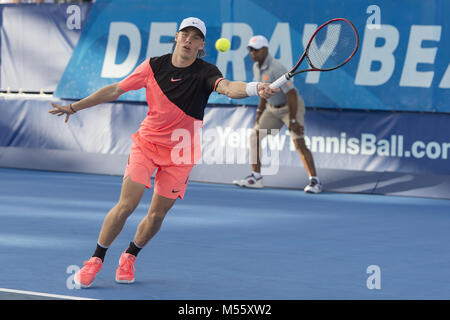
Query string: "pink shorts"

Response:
xmin=123 ymin=135 xmax=194 ymax=200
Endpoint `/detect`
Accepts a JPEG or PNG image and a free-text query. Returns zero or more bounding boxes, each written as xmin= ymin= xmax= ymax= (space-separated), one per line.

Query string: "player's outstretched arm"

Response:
xmin=215 ymin=79 xmax=279 ymax=100
xmin=49 ymin=82 xmax=124 ymax=123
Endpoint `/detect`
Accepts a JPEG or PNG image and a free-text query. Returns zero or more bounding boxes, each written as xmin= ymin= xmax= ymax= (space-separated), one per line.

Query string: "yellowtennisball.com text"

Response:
xmin=169 ymin=126 xmax=449 ymax=173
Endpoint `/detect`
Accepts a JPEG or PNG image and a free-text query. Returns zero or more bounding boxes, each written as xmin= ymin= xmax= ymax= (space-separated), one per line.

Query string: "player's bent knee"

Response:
xmin=148 ymin=209 xmax=168 ymax=221
xmin=116 ymin=201 xmax=138 ymax=217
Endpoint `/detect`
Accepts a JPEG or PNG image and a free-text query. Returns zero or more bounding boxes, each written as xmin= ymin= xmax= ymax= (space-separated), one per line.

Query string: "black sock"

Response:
xmin=126 ymin=241 xmax=142 ymax=257
xmin=92 ymin=243 xmax=108 ymax=262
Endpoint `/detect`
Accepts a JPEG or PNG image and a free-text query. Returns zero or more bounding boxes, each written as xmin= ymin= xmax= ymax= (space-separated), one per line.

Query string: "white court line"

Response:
xmin=0 ymin=288 xmax=97 ymax=300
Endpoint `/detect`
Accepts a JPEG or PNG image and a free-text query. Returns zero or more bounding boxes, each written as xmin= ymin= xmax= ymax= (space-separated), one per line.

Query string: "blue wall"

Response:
xmin=53 ymin=0 xmax=450 ymax=112
xmin=0 ymin=2 xmax=449 ymax=199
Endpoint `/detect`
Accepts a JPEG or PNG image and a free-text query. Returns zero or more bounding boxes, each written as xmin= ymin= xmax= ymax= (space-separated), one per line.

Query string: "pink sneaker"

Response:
xmin=74 ymin=257 xmax=102 ymax=288
xmin=115 ymin=252 xmax=136 ymax=284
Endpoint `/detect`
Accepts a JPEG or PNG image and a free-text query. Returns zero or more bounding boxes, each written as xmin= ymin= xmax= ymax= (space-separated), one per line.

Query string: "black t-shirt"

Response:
xmin=149 ymin=54 xmax=223 ymax=120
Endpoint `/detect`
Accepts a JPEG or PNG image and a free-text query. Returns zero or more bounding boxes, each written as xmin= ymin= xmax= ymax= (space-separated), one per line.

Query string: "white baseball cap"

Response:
xmin=179 ymin=17 xmax=206 ymax=38
xmin=247 ymin=35 xmax=269 ymax=50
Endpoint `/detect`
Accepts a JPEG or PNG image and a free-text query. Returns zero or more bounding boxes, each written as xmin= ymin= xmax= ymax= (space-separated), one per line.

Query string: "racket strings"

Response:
xmin=306 ymin=20 xmax=357 ymax=70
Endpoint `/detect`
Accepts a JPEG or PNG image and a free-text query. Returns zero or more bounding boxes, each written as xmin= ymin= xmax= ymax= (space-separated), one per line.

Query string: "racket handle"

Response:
xmin=269 ymin=74 xmax=290 ymax=89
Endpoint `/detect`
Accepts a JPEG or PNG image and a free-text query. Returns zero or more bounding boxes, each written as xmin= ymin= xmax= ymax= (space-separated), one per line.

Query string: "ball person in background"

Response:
xmin=49 ymin=18 xmax=278 ymax=288
xmin=233 ymin=35 xmax=322 ymax=193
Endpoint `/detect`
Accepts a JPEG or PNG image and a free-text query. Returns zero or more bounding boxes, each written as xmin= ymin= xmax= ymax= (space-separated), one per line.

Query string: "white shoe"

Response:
xmin=304 ymin=178 xmax=323 ymax=194
xmin=232 ymin=174 xmax=264 ymax=189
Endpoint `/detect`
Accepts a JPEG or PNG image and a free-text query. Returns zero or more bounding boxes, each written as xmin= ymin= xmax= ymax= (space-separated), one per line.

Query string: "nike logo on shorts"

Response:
xmin=172 ymin=189 xmax=180 ymax=193
xmin=170 ymin=78 xmax=182 ymax=82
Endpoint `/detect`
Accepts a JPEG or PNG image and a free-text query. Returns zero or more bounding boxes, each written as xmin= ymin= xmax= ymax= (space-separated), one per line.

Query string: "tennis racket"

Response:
xmin=270 ymin=18 xmax=359 ymax=89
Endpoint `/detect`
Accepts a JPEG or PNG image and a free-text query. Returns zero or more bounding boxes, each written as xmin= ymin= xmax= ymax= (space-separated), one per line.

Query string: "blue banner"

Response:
xmin=0 ymin=3 xmax=92 ymax=92
xmin=1 ymin=96 xmax=449 ymax=176
xmin=54 ymin=0 xmax=450 ymax=113
xmin=202 ymin=107 xmax=450 ymax=176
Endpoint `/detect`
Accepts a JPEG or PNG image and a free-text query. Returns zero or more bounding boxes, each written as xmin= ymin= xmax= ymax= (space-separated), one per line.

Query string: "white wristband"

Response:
xmin=246 ymin=82 xmax=259 ymax=97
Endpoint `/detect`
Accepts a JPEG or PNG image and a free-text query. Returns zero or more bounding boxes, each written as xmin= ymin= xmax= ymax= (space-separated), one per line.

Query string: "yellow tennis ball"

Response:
xmin=215 ymin=38 xmax=231 ymax=52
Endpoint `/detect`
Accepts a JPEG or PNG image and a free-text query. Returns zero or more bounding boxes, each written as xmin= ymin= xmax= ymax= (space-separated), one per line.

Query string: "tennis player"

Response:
xmin=49 ymin=17 xmax=278 ymax=288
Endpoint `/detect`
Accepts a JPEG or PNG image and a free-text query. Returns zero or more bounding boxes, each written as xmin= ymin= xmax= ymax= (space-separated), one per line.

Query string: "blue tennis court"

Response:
xmin=1 ymin=167 xmax=449 ymax=300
